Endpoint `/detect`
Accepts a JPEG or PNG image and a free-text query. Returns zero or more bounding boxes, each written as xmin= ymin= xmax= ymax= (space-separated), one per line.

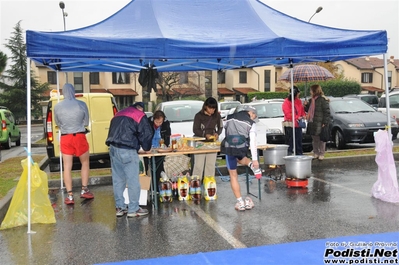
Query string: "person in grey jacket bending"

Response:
xmin=54 ymin=83 xmax=93 ymax=205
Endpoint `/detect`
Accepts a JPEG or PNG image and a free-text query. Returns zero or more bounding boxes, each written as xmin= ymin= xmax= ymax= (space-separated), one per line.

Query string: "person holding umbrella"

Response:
xmin=282 ymin=86 xmax=306 ymax=155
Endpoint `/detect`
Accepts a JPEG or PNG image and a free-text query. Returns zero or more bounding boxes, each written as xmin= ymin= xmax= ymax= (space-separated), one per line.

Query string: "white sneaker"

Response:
xmin=235 ymin=200 xmax=245 ymax=211
xmin=245 ymin=197 xmax=254 ymax=210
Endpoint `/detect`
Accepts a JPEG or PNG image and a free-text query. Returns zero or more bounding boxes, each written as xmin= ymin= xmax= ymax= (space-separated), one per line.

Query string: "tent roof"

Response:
xmin=26 ymin=0 xmax=387 ymax=72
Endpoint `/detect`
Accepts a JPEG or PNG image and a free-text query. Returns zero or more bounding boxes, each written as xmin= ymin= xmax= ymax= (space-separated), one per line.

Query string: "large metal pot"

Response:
xmin=283 ymin=155 xmax=313 ymax=179
xmin=263 ymin=145 xmax=289 ymax=165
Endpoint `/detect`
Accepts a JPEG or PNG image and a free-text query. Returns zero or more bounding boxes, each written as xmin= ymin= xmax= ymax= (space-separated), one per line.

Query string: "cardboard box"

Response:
xmin=123 ymin=175 xmax=151 ymax=206
xmin=123 ymin=188 xmax=148 ymax=206
xmin=140 ymin=174 xmax=151 ymax=190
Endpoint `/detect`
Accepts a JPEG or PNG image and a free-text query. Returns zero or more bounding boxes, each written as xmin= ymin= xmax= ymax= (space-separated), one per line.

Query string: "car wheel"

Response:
xmin=16 ymin=134 xmax=21 ymax=146
xmin=4 ymin=135 xmax=12 ymax=149
xmin=49 ymin=162 xmax=60 ymax=172
xmin=334 ymin=130 xmax=345 ymax=150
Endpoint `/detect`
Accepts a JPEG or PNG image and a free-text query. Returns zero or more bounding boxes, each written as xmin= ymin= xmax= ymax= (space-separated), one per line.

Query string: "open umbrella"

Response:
xmin=279 ymin=64 xmax=334 ymax=156
xmin=279 ymin=64 xmax=334 ymax=98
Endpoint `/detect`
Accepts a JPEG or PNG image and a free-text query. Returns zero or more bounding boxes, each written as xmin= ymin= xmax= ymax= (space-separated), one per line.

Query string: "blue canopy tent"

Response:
xmin=26 ymin=0 xmax=387 ymax=72
xmin=24 ymin=0 xmax=390 ymax=232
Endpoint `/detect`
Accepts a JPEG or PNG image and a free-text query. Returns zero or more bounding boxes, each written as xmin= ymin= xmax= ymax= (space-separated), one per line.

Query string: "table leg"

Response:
xmin=246 ymin=167 xmax=258 ymax=198
xmin=151 ymin=156 xmax=158 ymax=210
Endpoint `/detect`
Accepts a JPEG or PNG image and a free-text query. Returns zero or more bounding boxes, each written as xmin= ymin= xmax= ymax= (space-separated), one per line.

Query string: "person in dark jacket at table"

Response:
xmin=143 ymin=110 xmax=171 ymax=190
xmin=106 ymin=104 xmax=153 ymax=218
xmin=306 ymin=84 xmax=330 ymax=161
xmin=192 ymin=97 xmax=223 ymax=181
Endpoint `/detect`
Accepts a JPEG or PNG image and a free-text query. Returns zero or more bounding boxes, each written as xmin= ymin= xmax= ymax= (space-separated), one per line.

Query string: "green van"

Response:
xmin=0 ymin=106 xmax=21 ymax=149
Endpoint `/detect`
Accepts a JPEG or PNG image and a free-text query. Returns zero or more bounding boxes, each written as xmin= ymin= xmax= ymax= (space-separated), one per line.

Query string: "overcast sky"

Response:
xmin=0 ymin=0 xmax=398 ymax=60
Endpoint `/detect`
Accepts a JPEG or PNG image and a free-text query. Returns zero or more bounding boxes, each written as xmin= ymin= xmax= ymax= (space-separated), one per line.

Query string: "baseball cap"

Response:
xmin=132 ymin=102 xmax=145 ymax=110
xmin=241 ymin=105 xmax=259 ymax=123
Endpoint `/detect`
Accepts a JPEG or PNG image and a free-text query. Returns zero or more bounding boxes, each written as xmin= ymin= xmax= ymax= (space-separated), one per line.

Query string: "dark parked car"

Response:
xmin=343 ymin=94 xmax=379 ymax=108
xmin=329 ymin=97 xmax=398 ymax=149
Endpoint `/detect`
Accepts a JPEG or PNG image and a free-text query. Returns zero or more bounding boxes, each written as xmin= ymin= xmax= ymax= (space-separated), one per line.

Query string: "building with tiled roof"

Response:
xmin=32 ymin=55 xmax=399 ymax=110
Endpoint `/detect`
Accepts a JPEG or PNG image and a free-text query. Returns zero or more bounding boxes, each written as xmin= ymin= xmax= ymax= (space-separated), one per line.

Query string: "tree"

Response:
xmin=0 ymin=21 xmax=48 ymax=120
xmin=0 ymin=51 xmax=7 ymax=74
xmin=317 ymin=62 xmax=343 ymax=79
xmin=156 ymin=71 xmax=205 ymax=102
xmin=156 ymin=72 xmax=180 ymax=101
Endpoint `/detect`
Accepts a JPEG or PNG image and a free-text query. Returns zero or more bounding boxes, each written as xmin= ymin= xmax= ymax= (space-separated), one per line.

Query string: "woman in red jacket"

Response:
xmin=282 ymin=86 xmax=306 ymax=155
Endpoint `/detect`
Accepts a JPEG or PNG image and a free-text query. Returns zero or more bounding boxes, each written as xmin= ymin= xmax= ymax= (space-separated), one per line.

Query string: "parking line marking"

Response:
xmin=187 ymin=204 xmax=247 ymax=249
xmin=311 ymin=177 xmax=370 ymax=197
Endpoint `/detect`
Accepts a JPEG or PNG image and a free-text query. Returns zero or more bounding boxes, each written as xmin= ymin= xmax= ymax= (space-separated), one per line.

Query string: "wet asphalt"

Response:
xmin=0 ymin=155 xmax=399 ymax=265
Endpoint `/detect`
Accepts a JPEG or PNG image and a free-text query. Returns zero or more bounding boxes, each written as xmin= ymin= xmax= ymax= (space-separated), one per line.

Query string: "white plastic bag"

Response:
xmin=371 ymin=130 xmax=399 ymax=203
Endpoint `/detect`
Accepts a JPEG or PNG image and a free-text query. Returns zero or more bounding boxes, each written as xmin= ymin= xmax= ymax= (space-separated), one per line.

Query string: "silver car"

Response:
xmin=218 ymin=101 xmax=241 ymax=119
xmin=154 ymin=100 xmax=204 ymax=137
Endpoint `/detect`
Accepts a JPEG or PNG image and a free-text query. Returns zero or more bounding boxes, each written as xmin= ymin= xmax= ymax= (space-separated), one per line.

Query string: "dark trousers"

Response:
xmin=284 ymin=127 xmax=303 ymax=155
xmin=144 ymin=156 xmax=165 ymax=191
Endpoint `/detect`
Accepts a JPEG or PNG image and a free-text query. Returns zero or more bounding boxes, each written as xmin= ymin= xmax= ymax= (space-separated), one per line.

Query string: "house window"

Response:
xmin=264 ymin=70 xmax=271 ymax=92
xmin=388 ymin=71 xmax=392 ymax=90
xmin=90 ymin=72 xmax=100 ymax=84
xmin=115 ymin=96 xmax=134 ymax=110
xmin=47 ymin=71 xmax=57 ymax=84
xmin=74 ymin=72 xmax=83 ymax=93
xmin=218 ymin=71 xmax=225 ymax=84
xmin=361 ymin=73 xmax=373 ymax=83
xmin=112 ymin=72 xmax=130 ymax=84
xmin=179 ymin=72 xmax=188 ymax=84
xmin=239 ymin=71 xmax=247 ymax=84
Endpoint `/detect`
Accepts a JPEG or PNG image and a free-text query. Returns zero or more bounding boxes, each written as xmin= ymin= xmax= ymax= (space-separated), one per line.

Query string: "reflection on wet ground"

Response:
xmin=0 ymin=160 xmax=398 ymax=264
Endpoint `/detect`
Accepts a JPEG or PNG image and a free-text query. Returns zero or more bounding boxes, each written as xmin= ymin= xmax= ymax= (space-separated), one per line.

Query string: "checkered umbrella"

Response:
xmin=279 ymin=64 xmax=334 ymax=98
xmin=279 ymin=64 xmax=334 ymax=156
xmin=279 ymin=64 xmax=334 ymax=83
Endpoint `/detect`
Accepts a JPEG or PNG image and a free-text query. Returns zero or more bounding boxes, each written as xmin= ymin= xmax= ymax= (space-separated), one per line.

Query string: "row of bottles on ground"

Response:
xmin=158 ymin=172 xmax=217 ymax=202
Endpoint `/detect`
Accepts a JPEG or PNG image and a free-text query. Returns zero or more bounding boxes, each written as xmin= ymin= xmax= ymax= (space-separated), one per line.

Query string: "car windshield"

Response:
xmin=236 ymin=103 xmax=284 ymax=118
xmin=163 ymin=102 xmax=203 ymax=122
xmin=220 ymin=102 xmax=240 ymax=110
xmin=330 ymin=99 xmax=376 ymax=113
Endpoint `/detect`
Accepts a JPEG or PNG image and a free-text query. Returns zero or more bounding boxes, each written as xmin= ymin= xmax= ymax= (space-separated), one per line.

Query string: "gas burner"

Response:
xmin=285 ymin=178 xmax=308 ymax=188
xmin=264 ymin=164 xmax=285 ymax=181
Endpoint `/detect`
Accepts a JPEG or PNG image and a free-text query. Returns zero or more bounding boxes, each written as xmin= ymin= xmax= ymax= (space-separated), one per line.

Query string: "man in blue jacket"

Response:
xmin=106 ymin=105 xmax=153 ymax=217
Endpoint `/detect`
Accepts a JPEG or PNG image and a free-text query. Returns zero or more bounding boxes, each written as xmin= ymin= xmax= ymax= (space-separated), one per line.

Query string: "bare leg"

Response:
xmin=228 ymin=169 xmax=241 ymax=199
xmin=79 ymin=151 xmax=90 ymax=187
xmin=229 ymin=156 xmax=251 ymax=199
xmin=62 ymin=154 xmax=74 ymax=191
xmin=238 ymin=157 xmax=251 ymax=167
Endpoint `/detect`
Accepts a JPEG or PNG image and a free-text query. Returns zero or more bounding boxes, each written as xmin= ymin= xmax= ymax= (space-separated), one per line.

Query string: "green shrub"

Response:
xmin=296 ymin=79 xmax=361 ymax=97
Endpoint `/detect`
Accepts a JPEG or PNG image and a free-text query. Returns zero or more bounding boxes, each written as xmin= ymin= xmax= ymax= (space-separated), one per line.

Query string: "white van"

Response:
xmin=45 ymin=93 xmax=118 ymax=171
xmin=378 ymin=90 xmax=399 ymax=124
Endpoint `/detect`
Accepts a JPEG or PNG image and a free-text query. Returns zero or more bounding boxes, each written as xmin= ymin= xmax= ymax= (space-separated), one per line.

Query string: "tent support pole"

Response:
xmin=56 ymin=72 xmax=64 ymax=190
xmin=289 ymin=61 xmax=296 ymax=156
xmin=27 ymin=59 xmax=35 ymax=234
xmin=383 ymin=54 xmax=392 ymax=138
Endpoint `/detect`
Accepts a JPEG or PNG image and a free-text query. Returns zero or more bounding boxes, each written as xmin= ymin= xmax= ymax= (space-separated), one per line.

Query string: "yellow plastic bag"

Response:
xmin=0 ymin=158 xmax=56 ymax=230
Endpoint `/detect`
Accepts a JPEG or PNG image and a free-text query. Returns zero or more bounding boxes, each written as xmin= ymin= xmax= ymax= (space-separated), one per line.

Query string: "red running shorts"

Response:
xmin=60 ymin=134 xmax=89 ymax=156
